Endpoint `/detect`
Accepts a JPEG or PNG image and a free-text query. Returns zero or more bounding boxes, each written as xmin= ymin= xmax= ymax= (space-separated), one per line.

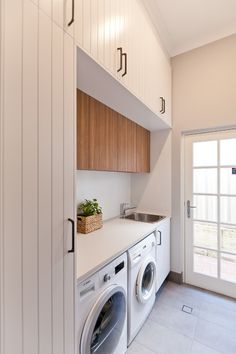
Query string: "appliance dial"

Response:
xmin=104 ymin=274 xmax=111 ymax=282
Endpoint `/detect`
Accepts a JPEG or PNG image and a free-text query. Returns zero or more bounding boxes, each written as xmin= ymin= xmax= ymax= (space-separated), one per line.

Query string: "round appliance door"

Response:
xmin=136 ymin=257 xmax=156 ymax=304
xmin=80 ymin=285 xmax=126 ymax=354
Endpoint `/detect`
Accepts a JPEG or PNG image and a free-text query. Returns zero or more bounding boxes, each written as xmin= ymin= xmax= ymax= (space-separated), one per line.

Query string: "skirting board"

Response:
xmin=167 ymin=271 xmax=183 ymax=284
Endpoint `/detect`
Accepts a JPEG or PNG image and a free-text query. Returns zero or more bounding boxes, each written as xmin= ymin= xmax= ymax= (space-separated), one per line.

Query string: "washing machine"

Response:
xmin=77 ymin=253 xmax=127 ymax=354
xmin=127 ymin=233 xmax=157 ymax=345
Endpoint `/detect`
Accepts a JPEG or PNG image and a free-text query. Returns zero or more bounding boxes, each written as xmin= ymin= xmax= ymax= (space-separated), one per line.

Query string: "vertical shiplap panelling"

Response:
xmin=22 ymin=1 xmax=39 ymax=353
xmin=52 ymin=0 xmax=64 ymax=29
xmin=38 ymin=9 xmax=52 ymax=354
xmin=104 ymin=0 xmax=111 ymax=71
xmin=82 ymin=0 xmax=91 ymax=53
xmin=97 ymin=0 xmax=105 ymax=64
xmin=90 ymin=0 xmax=98 ymax=59
xmin=39 ymin=0 xmax=51 ymax=18
xmin=75 ymin=0 xmax=83 ymax=46
xmin=65 ymin=0 xmax=75 ymax=38
xmin=3 ymin=0 xmax=23 ymax=353
xmin=52 ymin=22 xmax=64 ymax=354
xmin=64 ymin=32 xmax=75 ymax=354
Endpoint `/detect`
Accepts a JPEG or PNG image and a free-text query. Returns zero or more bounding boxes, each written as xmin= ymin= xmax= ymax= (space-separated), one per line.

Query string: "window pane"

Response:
xmin=220 ymin=225 xmax=236 ymax=253
xmin=194 ymin=222 xmax=217 ymax=249
xmin=220 ymin=253 xmax=236 ymax=283
xmin=193 ymin=141 xmax=217 ymax=167
xmin=220 ymin=196 xmax=236 ymax=224
xmin=220 ymin=138 xmax=236 ymax=166
xmin=194 ymin=168 xmax=217 ymax=194
xmin=194 ymin=248 xmax=217 ymax=277
xmin=220 ymin=168 xmax=236 ymax=195
xmin=194 ymin=195 xmax=217 ymax=222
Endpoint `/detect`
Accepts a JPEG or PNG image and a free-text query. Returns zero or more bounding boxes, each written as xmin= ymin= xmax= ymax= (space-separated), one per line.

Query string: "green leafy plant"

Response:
xmin=77 ymin=199 xmax=102 ymax=217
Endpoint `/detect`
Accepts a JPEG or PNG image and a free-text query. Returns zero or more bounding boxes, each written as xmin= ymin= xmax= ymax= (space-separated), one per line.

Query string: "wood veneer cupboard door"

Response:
xmin=117 ymin=116 xmax=137 ymax=172
xmin=0 ymin=2 xmax=75 ymax=354
xmin=89 ymin=96 xmax=118 ymax=171
xmin=77 ymin=89 xmax=90 ymax=169
xmin=136 ymin=124 xmax=150 ymax=173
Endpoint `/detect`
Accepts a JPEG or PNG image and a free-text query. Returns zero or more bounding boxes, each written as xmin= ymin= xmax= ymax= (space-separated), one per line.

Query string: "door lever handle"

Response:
xmin=187 ymin=200 xmax=197 ymax=218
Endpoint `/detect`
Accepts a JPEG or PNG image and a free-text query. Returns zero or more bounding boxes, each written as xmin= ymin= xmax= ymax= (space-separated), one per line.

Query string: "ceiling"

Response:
xmin=144 ymin=0 xmax=236 ymax=57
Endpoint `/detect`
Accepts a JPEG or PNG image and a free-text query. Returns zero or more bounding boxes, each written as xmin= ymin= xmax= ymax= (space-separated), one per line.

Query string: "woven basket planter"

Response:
xmin=77 ymin=213 xmax=103 ymax=234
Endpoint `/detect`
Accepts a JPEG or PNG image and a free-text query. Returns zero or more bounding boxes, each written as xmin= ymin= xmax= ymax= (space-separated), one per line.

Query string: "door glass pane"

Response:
xmin=193 ymin=141 xmax=217 ymax=167
xmin=194 ymin=248 xmax=217 ymax=277
xmin=91 ymin=292 xmax=126 ymax=354
xmin=220 ymin=196 xmax=236 ymax=224
xmin=194 ymin=168 xmax=217 ymax=194
xmin=193 ymin=195 xmax=217 ymax=222
xmin=220 ymin=253 xmax=236 ymax=283
xmin=142 ymin=262 xmax=155 ymax=297
xmin=194 ymin=222 xmax=217 ymax=249
xmin=220 ymin=168 xmax=236 ymax=195
xmin=220 ymin=138 xmax=236 ymax=166
xmin=220 ymin=225 xmax=236 ymax=253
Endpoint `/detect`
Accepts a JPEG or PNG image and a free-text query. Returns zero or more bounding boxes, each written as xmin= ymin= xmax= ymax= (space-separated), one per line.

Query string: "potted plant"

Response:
xmin=77 ymin=199 xmax=103 ymax=234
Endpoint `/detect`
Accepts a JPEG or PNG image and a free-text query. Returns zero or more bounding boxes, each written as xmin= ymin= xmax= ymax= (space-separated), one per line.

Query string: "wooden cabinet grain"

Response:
xmin=136 ymin=125 xmax=150 ymax=173
xmin=77 ymin=89 xmax=150 ymax=172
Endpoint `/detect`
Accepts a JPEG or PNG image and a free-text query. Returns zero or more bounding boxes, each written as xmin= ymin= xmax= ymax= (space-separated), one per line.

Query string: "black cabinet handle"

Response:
xmin=117 ymin=47 xmax=123 ymax=73
xmin=157 ymin=230 xmax=162 ymax=245
xmin=160 ymin=97 xmax=164 ymax=114
xmin=163 ymin=98 xmax=166 ymax=114
xmin=68 ymin=218 xmax=75 ymax=253
xmin=122 ymin=52 xmax=127 ymax=77
xmin=68 ymin=0 xmax=75 ymax=27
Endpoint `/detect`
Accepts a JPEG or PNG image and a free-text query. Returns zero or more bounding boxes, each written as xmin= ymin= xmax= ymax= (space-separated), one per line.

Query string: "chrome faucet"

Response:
xmin=120 ymin=203 xmax=136 ymax=218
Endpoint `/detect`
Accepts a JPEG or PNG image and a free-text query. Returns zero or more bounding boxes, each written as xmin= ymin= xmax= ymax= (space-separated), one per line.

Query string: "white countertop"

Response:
xmin=77 ymin=213 xmax=170 ymax=281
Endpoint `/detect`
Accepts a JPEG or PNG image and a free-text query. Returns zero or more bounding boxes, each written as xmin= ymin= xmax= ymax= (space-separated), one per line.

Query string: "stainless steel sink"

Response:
xmin=124 ymin=212 xmax=165 ymax=223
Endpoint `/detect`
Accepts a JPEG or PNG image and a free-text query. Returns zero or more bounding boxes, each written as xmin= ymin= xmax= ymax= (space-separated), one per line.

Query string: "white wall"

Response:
xmin=131 ymin=129 xmax=172 ymax=216
xmin=172 ymin=34 xmax=236 ymax=273
xmin=76 ymin=171 xmax=131 ymax=220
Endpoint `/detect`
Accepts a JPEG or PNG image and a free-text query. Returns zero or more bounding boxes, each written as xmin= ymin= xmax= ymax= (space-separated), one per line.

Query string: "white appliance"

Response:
xmin=77 ymin=253 xmax=127 ymax=354
xmin=127 ymin=233 xmax=157 ymax=345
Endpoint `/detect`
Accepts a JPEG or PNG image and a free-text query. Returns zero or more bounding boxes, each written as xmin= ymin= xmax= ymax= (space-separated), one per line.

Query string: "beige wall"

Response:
xmin=171 ymin=34 xmax=236 ymax=273
xmin=131 ymin=129 xmax=172 ymax=217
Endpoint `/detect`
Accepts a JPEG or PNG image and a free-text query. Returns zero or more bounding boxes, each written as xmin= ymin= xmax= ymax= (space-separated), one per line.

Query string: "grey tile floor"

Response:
xmin=126 ymin=281 xmax=236 ymax=354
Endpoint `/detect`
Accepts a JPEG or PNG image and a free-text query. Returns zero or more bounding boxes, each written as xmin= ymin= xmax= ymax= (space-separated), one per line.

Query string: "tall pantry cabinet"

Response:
xmin=0 ymin=1 xmax=76 ymax=354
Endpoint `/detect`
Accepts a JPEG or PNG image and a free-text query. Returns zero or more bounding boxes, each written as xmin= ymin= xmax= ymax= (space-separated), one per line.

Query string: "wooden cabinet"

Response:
xmin=156 ymin=218 xmax=171 ymax=292
xmin=77 ymin=89 xmax=150 ymax=172
xmin=117 ymin=116 xmax=137 ymax=172
xmin=136 ymin=125 xmax=150 ymax=173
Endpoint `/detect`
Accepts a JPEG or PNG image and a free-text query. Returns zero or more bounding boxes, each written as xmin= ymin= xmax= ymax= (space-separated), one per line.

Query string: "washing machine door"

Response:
xmin=136 ymin=257 xmax=156 ymax=304
xmin=80 ymin=285 xmax=126 ymax=354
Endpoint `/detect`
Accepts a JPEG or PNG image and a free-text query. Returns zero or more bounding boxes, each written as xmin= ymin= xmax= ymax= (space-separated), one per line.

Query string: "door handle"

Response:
xmin=187 ymin=200 xmax=197 ymax=218
xmin=68 ymin=218 xmax=75 ymax=253
xmin=122 ymin=52 xmax=127 ymax=77
xmin=68 ymin=0 xmax=75 ymax=27
xmin=157 ymin=230 xmax=162 ymax=245
xmin=117 ymin=47 xmax=123 ymax=73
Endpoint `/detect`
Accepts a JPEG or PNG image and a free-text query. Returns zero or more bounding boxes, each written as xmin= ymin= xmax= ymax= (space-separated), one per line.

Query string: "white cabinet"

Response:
xmin=74 ymin=0 xmax=172 ymax=127
xmin=156 ymin=218 xmax=171 ymax=292
xmin=0 ymin=1 xmax=75 ymax=354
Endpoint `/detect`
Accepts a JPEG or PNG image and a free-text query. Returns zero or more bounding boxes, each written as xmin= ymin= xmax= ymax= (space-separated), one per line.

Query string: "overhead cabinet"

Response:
xmin=74 ymin=0 xmax=172 ymax=127
xmin=77 ymin=89 xmax=150 ymax=173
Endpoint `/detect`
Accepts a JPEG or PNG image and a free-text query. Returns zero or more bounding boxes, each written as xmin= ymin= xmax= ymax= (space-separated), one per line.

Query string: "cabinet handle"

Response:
xmin=117 ymin=47 xmax=123 ymax=73
xmin=157 ymin=230 xmax=162 ymax=245
xmin=163 ymin=98 xmax=166 ymax=113
xmin=160 ymin=97 xmax=164 ymax=114
xmin=122 ymin=52 xmax=127 ymax=77
xmin=68 ymin=218 xmax=75 ymax=253
xmin=68 ymin=0 xmax=75 ymax=27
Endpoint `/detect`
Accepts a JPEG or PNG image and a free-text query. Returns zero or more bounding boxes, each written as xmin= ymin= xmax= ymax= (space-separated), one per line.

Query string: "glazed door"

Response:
xmin=184 ymin=130 xmax=236 ymax=298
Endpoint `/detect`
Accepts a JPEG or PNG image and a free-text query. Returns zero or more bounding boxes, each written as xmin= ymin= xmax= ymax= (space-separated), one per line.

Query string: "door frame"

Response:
xmin=181 ymin=126 xmax=236 ymax=291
